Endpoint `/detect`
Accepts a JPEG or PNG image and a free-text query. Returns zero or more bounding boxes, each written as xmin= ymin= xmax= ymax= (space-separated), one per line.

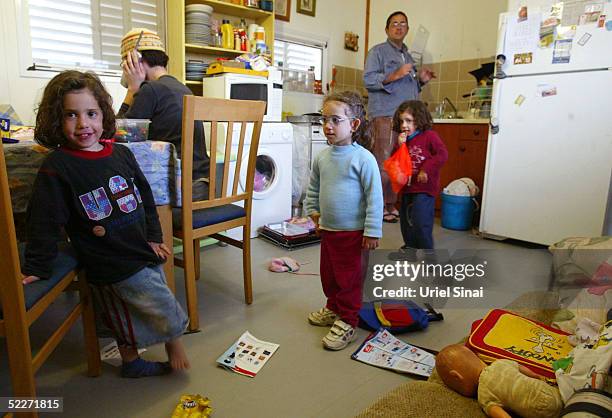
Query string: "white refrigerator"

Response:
xmin=479 ymin=3 xmax=612 ymax=245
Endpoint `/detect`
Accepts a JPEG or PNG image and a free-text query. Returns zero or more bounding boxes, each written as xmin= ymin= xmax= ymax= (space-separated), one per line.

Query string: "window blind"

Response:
xmin=26 ymin=0 xmax=162 ymax=73
xmin=274 ymin=39 xmax=323 ymax=80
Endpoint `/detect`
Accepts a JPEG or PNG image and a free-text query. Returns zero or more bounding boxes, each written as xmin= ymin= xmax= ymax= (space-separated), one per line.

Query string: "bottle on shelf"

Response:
xmin=221 ymin=19 xmax=234 ymax=50
xmin=240 ymin=30 xmax=248 ymax=51
xmin=254 ymin=26 xmax=266 ymax=53
xmin=234 ymin=30 xmax=241 ymax=51
xmin=247 ymin=23 xmax=258 ymax=52
xmin=210 ymin=19 xmax=222 ymax=47
xmin=307 ymin=66 xmax=315 ymax=93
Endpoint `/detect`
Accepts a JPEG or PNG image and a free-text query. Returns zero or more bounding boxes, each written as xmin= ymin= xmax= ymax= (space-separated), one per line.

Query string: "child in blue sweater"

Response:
xmin=304 ymin=91 xmax=383 ymax=350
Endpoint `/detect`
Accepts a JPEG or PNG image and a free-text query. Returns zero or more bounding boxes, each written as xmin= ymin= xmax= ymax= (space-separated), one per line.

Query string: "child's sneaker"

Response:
xmin=308 ymin=307 xmax=339 ymax=326
xmin=322 ymin=319 xmax=356 ymax=350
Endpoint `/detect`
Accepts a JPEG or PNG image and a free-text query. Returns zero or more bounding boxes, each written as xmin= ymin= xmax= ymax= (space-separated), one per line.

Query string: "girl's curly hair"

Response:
xmin=323 ymin=90 xmax=373 ymax=151
xmin=35 ymin=70 xmax=115 ymax=148
xmin=392 ymin=100 xmax=433 ymax=133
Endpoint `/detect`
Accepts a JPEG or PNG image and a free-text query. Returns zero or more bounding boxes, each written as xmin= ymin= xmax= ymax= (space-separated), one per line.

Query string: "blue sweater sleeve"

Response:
xmin=304 ymin=155 xmax=320 ymax=215
xmin=360 ymin=153 xmax=384 ymax=238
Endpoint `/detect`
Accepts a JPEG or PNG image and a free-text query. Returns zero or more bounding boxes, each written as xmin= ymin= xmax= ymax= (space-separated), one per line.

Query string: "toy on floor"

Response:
xmin=268 ymin=257 xmax=319 ymax=276
xmin=269 ymin=256 xmax=301 ymax=272
xmin=171 ymin=394 xmax=212 ymax=418
xmin=436 ymin=344 xmax=563 ymax=418
xmin=554 ymin=319 xmax=612 ymax=402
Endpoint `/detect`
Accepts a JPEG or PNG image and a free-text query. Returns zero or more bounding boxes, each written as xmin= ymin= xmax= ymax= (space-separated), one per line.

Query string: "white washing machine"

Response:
xmin=223 ymin=122 xmax=293 ymax=239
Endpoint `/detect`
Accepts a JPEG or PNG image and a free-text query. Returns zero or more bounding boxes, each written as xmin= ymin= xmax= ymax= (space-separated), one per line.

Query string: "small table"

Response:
xmin=5 ymin=141 xmax=178 ymax=290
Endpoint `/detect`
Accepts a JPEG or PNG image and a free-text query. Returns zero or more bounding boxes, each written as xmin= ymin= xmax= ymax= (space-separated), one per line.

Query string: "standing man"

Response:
xmin=364 ymin=11 xmax=435 ymax=223
xmin=119 ymin=28 xmax=211 ymax=201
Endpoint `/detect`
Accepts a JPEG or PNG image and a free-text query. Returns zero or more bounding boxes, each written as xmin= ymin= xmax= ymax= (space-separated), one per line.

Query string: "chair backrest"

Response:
xmin=0 ymin=142 xmax=29 ymax=324
xmin=0 ymin=142 xmax=36 ymax=395
xmin=180 ymin=96 xmax=266 ymax=213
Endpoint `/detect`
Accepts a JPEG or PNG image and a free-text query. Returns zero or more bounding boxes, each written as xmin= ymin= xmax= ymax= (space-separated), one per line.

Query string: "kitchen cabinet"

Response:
xmin=433 ymin=122 xmax=489 ymax=211
xmin=166 ymin=0 xmax=275 ymax=93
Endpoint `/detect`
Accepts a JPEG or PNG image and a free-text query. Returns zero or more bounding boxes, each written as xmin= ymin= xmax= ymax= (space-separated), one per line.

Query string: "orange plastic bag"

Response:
xmin=383 ymin=144 xmax=412 ymax=193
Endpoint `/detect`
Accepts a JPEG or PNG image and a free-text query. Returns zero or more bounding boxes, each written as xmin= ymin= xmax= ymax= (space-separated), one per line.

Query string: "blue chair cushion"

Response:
xmin=0 ymin=244 xmax=79 ymax=319
xmin=172 ymin=204 xmax=246 ymax=230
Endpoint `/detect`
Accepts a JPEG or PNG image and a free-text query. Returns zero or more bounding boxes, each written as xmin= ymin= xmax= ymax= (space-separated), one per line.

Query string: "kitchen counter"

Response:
xmin=432 ymin=118 xmax=489 ymax=124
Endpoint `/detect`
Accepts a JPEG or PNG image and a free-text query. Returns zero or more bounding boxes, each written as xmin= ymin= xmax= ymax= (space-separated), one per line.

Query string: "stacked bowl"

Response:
xmin=185 ymin=61 xmax=208 ymax=81
xmin=185 ymin=4 xmax=213 ymax=46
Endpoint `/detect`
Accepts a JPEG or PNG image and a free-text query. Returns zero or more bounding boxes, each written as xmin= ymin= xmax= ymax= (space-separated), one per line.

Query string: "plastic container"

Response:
xmin=440 ymin=193 xmax=477 ymax=230
xmin=259 ymin=0 xmax=273 ymax=11
xmin=255 ymin=26 xmax=265 ymax=42
xmin=221 ymin=20 xmax=234 ymax=50
xmin=113 ymin=119 xmax=150 ymax=142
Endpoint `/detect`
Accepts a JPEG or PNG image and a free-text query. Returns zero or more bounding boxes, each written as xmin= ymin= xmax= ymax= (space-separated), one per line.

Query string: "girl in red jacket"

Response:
xmin=392 ymin=100 xmax=448 ymax=251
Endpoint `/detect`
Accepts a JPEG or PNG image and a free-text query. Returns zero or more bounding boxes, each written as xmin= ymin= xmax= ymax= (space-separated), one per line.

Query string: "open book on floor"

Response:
xmin=216 ymin=331 xmax=279 ymax=378
xmin=351 ymin=328 xmax=436 ymax=378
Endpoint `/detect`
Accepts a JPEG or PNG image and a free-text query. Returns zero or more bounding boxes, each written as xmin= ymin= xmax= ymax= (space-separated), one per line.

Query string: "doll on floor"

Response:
xmin=436 ymin=344 xmax=563 ymax=418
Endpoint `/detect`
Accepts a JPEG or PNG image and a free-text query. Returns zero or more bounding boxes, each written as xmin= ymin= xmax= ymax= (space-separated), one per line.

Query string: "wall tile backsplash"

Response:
xmin=332 ymin=56 xmax=494 ymax=115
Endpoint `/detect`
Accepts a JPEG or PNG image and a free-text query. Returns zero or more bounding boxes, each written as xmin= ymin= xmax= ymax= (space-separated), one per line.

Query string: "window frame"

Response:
xmin=14 ymin=0 xmax=165 ymax=80
xmin=274 ymin=28 xmax=328 ymax=89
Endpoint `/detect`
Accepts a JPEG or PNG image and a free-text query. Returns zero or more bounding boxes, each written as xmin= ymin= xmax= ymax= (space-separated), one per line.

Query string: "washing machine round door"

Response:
xmin=239 ymin=149 xmax=280 ymax=200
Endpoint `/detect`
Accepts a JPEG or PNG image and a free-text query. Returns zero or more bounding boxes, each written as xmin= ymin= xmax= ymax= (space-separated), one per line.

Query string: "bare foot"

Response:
xmin=165 ymin=339 xmax=190 ymax=370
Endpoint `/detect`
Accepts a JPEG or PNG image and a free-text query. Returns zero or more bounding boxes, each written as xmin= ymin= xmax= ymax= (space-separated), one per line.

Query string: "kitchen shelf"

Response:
xmin=185 ymin=44 xmax=244 ymax=56
xmin=167 ymin=0 xmax=275 ymax=89
xmin=186 ymin=0 xmax=273 ymax=19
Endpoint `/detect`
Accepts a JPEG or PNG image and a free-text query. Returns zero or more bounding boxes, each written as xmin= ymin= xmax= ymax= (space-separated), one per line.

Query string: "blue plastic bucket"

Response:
xmin=441 ymin=193 xmax=477 ymax=231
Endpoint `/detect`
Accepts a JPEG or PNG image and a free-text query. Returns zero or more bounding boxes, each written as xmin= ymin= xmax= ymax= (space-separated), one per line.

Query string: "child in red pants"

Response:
xmin=304 ymin=91 xmax=383 ymax=350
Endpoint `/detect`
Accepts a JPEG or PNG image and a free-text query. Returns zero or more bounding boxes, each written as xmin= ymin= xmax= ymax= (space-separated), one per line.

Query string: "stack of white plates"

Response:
xmin=185 ymin=4 xmax=213 ymax=46
xmin=186 ymin=60 xmax=208 ymax=81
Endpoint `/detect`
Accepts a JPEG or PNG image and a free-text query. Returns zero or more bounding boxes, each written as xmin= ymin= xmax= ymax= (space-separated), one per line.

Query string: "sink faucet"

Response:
xmin=441 ymin=97 xmax=458 ymax=118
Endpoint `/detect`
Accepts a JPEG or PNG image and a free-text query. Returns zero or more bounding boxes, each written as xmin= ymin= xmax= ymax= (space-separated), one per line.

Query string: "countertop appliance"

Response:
xmin=201 ymin=73 xmax=282 ymax=122
xmin=479 ymin=3 xmax=612 ymax=245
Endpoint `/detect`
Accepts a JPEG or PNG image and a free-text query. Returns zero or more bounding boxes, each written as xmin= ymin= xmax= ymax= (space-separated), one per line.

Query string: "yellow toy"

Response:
xmin=436 ymin=344 xmax=563 ymax=418
xmin=171 ymin=395 xmax=212 ymax=418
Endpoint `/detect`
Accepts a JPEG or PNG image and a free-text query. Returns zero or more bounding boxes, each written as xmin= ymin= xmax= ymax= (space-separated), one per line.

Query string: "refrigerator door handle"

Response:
xmin=489 ymin=79 xmax=502 ymax=135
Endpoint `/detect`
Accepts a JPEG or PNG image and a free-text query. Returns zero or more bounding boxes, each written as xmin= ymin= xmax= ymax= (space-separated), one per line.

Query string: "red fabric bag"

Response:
xmin=383 ymin=144 xmax=412 ymax=193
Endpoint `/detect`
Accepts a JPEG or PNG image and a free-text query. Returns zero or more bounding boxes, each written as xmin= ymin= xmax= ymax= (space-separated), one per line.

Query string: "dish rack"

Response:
xmin=467 ymin=86 xmax=493 ymax=118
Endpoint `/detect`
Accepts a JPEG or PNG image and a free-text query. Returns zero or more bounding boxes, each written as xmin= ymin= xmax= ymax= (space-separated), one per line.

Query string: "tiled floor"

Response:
xmin=0 ymin=221 xmax=551 ymax=418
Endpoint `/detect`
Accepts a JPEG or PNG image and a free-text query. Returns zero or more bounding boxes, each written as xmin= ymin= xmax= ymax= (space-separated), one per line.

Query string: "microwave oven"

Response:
xmin=200 ymin=73 xmax=282 ymax=122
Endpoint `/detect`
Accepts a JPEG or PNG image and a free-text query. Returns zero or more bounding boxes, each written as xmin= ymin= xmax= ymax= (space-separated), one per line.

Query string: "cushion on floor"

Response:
xmin=172 ymin=204 xmax=246 ymax=230
xmin=0 ymin=244 xmax=79 ymax=319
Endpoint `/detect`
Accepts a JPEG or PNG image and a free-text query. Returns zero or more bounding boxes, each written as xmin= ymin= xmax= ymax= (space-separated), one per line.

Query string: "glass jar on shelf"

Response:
xmin=296 ymin=70 xmax=306 ymax=92
xmin=306 ymin=66 xmax=315 ymax=93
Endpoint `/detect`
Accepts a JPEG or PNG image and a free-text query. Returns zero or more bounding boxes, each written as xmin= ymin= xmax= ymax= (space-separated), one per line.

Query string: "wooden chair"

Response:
xmin=0 ymin=144 xmax=101 ymax=417
xmin=173 ymin=97 xmax=265 ymax=332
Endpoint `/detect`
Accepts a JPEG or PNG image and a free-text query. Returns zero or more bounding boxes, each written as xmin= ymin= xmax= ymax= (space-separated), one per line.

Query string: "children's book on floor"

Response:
xmin=216 ymin=331 xmax=279 ymax=378
xmin=351 ymin=328 xmax=436 ymax=378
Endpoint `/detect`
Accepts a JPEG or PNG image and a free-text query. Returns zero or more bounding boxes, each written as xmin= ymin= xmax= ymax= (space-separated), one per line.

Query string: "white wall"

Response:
xmin=1 ymin=0 xmax=507 ymax=125
xmin=507 ymin=0 xmax=556 ymax=12
xmin=0 ymin=1 xmax=126 ymax=125
xmin=275 ymin=0 xmax=367 ymax=84
xmin=368 ymin=0 xmax=507 ymax=64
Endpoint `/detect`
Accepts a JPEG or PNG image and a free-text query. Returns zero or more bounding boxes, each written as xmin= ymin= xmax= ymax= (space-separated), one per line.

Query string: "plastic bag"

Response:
xmin=383 ymin=144 xmax=412 ymax=193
